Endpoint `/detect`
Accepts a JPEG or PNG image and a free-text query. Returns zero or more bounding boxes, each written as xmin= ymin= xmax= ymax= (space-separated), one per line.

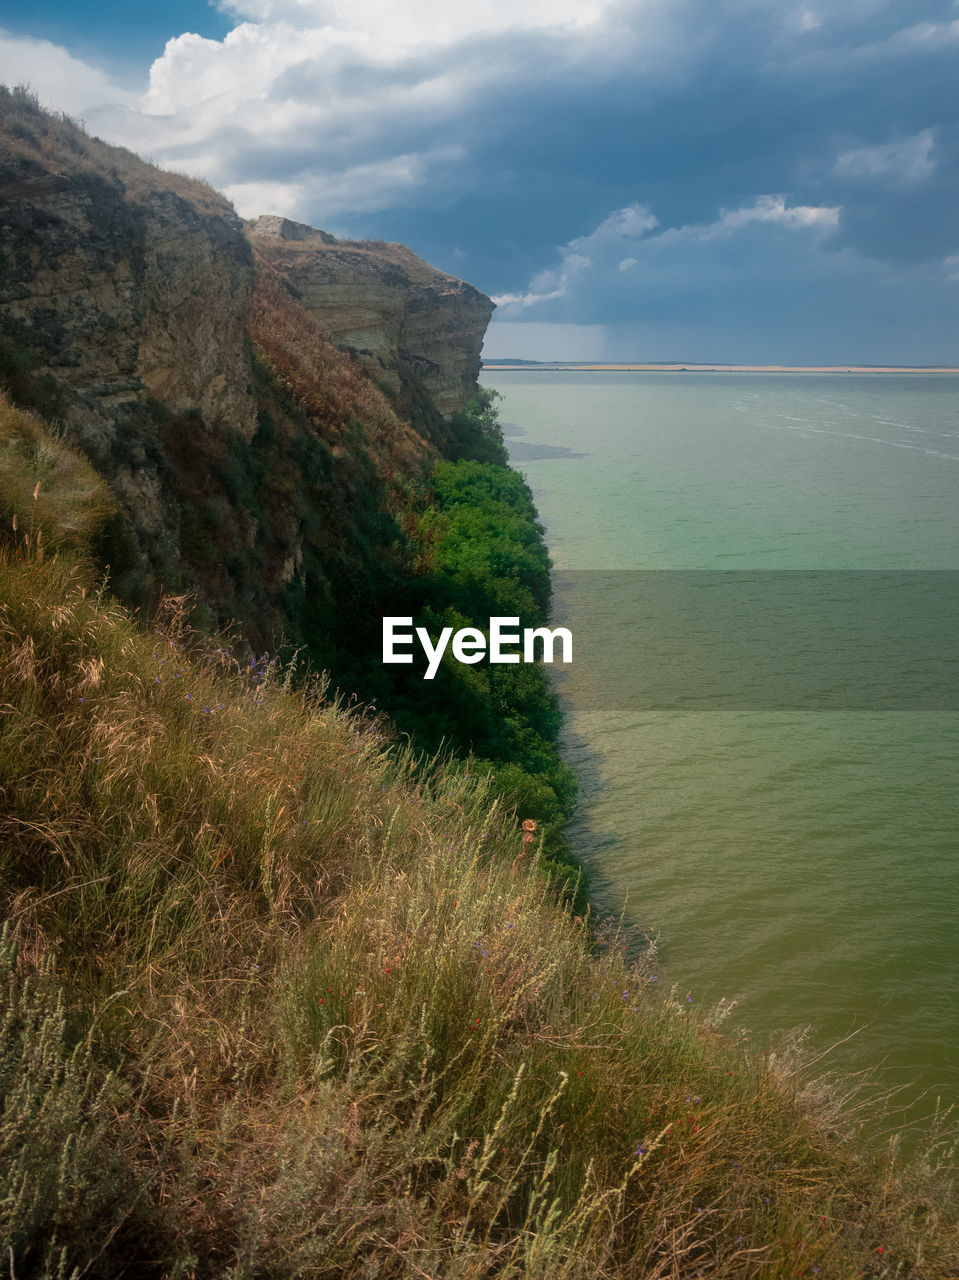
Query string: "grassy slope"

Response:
xmin=1 ymin=508 xmax=957 ymax=1275
xmin=0 ymin=83 xmax=229 ymax=215
xmin=0 ymin=94 xmax=957 ymax=1275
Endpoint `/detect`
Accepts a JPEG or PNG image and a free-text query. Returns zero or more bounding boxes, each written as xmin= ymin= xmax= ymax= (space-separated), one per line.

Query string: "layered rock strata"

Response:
xmin=250 ymin=215 xmax=493 ymax=418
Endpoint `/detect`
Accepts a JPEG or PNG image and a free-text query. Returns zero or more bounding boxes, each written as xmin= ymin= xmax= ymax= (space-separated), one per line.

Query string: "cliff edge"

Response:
xmin=0 ymin=86 xmax=493 ymax=631
xmin=250 ymin=214 xmax=493 ymax=418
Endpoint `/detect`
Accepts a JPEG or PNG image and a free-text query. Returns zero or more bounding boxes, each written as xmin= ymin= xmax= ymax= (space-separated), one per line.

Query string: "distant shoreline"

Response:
xmin=482 ymin=362 xmax=959 ymax=374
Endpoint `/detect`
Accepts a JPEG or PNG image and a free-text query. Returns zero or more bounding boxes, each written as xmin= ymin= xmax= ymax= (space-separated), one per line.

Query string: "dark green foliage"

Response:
xmin=400 ymin=456 xmax=581 ymax=899
xmin=307 ymin=397 xmax=583 ymax=900
xmin=445 ymin=385 xmax=510 ymax=466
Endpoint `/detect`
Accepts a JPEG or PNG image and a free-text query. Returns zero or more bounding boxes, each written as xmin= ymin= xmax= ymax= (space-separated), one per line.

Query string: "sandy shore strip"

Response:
xmin=482 ymin=362 xmax=959 ymax=373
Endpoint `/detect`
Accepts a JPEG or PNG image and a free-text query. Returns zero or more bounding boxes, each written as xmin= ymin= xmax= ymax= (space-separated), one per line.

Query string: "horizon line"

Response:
xmin=481 ymin=360 xmax=959 ymax=373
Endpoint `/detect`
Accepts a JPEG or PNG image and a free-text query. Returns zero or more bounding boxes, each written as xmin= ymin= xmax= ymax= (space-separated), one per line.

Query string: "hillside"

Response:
xmin=0 ymin=84 xmax=479 ymax=625
xmin=1 ymin=85 xmax=959 ymax=1278
xmin=2 ymin=534 xmax=958 ymax=1277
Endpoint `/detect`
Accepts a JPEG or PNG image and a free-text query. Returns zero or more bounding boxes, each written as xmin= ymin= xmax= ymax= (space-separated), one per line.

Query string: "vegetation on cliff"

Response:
xmin=0 ymin=78 xmax=575 ymax=887
xmin=2 ymin=89 xmax=959 ymax=1278
xmin=2 ymin=540 xmax=958 ymax=1278
xmin=245 ymin=280 xmax=579 ymax=892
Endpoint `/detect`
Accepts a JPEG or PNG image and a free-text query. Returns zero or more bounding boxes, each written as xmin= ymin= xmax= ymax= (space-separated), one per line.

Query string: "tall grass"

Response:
xmin=0 ymin=84 xmax=229 ymax=216
xmin=1 ymin=549 xmax=957 ymax=1277
xmin=247 ymin=268 xmax=431 ymax=487
xmin=0 ymin=393 xmax=115 ymax=555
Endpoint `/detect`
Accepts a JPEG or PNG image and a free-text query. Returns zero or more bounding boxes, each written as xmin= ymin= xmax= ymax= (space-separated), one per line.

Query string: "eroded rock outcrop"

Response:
xmin=250 ymin=215 xmax=494 ymax=417
xmin=0 ymin=87 xmax=493 ymax=637
xmin=0 ymin=119 xmax=257 ymax=455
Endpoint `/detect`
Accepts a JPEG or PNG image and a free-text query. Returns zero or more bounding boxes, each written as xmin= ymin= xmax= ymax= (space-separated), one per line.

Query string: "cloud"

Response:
xmin=2 ymin=0 xmax=957 ymax=360
xmin=213 ymin=0 xmax=609 ymax=50
xmin=497 ymin=195 xmax=840 ymax=316
xmin=834 ymin=130 xmax=936 ymax=184
xmin=661 ymin=195 xmax=840 ymax=242
xmin=494 ymin=204 xmax=658 ymax=312
xmin=0 ymin=29 xmax=138 ymax=116
xmin=493 ymin=250 xmax=594 ymax=311
xmin=223 ymin=144 xmax=464 ymax=219
xmin=568 ymin=204 xmax=659 ymax=248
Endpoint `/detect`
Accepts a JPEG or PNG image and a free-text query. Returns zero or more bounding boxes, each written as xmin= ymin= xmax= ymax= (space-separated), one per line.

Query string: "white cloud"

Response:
xmin=0 ymin=0 xmax=618 ymax=226
xmin=224 ymin=144 xmax=464 ymax=218
xmin=213 ymin=0 xmax=610 ymax=52
xmin=498 ymin=195 xmax=840 ymax=315
xmin=945 ymin=255 xmax=959 ymax=283
xmin=568 ymin=203 xmax=658 ymax=249
xmin=669 ymin=194 xmax=840 ymax=240
xmin=0 ymin=29 xmax=138 ymax=116
xmin=493 ymin=250 xmax=593 ymax=311
xmin=494 ymin=204 xmax=657 ymax=313
xmin=834 ymin=130 xmax=935 ymax=185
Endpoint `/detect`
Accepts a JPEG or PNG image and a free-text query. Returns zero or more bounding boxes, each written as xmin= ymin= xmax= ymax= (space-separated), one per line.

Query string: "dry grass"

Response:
xmin=248 ymin=266 xmax=432 ymax=487
xmin=1 ymin=549 xmax=958 ymax=1277
xmin=0 ymin=391 xmax=115 ymax=555
xmin=0 ymin=84 xmax=232 ymax=218
xmin=250 ymin=230 xmax=460 ymax=287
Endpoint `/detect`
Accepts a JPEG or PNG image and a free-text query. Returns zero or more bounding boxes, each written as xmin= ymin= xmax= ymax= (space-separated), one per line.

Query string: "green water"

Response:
xmin=485 ymin=371 xmax=959 ymax=1134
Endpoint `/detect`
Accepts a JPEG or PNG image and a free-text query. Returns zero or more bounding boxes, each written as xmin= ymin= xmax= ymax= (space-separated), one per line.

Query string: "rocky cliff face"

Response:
xmin=0 ymin=90 xmax=260 ymax=575
xmin=0 ymin=110 xmax=258 ymax=456
xmin=0 ymin=88 xmax=493 ymax=640
xmin=250 ymin=215 xmax=494 ymax=418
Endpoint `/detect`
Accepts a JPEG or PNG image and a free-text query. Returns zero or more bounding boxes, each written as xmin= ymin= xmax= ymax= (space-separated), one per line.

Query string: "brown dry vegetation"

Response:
xmin=0 ymin=84 xmax=230 ymax=216
xmin=251 ymin=230 xmax=462 ymax=287
xmin=1 ymin=540 xmax=958 ymax=1278
xmin=0 ymin=392 xmax=115 ymax=553
xmin=247 ymin=265 xmax=432 ymax=489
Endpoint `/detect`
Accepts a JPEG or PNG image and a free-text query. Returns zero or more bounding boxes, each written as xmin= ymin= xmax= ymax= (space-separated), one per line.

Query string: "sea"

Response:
xmin=483 ymin=369 xmax=959 ymax=1142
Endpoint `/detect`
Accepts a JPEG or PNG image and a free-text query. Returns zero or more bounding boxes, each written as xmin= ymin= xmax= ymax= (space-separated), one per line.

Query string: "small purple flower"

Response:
xmin=634 ymin=1144 xmax=646 ymax=1156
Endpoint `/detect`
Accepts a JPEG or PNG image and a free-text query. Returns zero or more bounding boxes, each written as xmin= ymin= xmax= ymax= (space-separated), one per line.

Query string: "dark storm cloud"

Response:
xmin=5 ymin=0 xmax=957 ymax=358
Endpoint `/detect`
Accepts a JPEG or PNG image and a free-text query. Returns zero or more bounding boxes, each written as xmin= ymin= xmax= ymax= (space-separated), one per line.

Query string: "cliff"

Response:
xmin=0 ymin=90 xmax=259 ymax=578
xmin=0 ymin=87 xmax=492 ymax=635
xmin=250 ymin=214 xmax=494 ymax=418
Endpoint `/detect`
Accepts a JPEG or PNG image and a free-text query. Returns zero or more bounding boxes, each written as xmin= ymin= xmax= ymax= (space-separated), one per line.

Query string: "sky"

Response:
xmin=1 ymin=0 xmax=958 ymax=362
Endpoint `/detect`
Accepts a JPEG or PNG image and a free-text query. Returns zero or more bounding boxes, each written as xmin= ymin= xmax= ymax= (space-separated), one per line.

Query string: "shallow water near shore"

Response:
xmin=485 ymin=369 xmax=959 ymax=1137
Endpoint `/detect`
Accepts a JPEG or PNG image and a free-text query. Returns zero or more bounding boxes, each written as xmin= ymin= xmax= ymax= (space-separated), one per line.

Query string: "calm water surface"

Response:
xmin=485 ymin=371 xmax=959 ymax=1135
